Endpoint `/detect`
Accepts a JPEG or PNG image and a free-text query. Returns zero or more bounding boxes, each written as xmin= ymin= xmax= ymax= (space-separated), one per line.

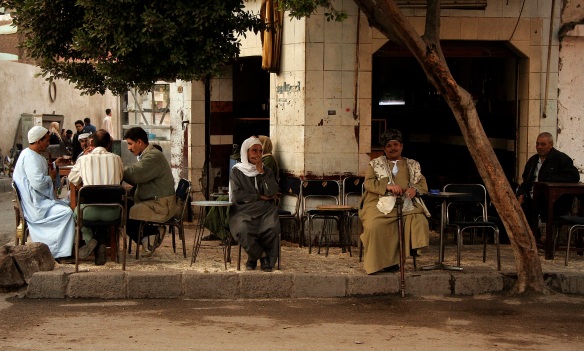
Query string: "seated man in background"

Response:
xmin=517 ymin=132 xmax=580 ymax=238
xmin=13 ymin=126 xmax=75 ymax=260
xmin=68 ymin=130 xmax=124 ymax=265
xmin=123 ymin=127 xmax=176 ymax=256
xmin=229 ymin=136 xmax=280 ymax=272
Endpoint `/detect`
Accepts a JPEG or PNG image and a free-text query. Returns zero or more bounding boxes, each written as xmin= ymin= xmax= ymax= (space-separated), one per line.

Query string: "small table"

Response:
xmin=315 ymin=205 xmax=354 ymax=256
xmin=421 ymin=192 xmax=470 ymax=271
xmin=190 ymin=200 xmax=233 ymax=268
xmin=532 ymin=182 xmax=584 ymax=260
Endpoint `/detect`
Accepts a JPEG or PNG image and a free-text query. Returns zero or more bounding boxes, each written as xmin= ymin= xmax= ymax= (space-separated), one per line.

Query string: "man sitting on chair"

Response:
xmin=69 ymin=130 xmax=123 ymax=265
xmin=12 ymin=126 xmax=75 ymax=260
xmin=229 ymin=136 xmax=280 ymax=272
xmin=123 ymin=127 xmax=176 ymax=256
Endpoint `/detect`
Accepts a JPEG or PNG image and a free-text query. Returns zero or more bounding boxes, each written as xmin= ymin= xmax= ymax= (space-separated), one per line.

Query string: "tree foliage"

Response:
xmin=1 ymin=0 xmax=262 ymax=95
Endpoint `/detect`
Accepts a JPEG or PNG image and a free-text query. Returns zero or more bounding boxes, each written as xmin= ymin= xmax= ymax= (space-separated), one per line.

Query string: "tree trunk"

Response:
xmin=354 ymin=0 xmax=546 ymax=292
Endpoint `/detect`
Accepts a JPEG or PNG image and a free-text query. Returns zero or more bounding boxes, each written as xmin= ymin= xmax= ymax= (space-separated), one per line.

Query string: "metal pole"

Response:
xmin=204 ymin=76 xmax=211 ymax=200
xmin=396 ymin=196 xmax=406 ymax=297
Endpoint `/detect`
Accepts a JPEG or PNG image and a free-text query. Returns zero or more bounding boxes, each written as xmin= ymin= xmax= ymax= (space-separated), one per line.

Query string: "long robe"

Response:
xmin=358 ymin=158 xmax=429 ymax=274
xmin=229 ymin=166 xmax=280 ymax=266
xmin=13 ymin=148 xmax=75 ymax=258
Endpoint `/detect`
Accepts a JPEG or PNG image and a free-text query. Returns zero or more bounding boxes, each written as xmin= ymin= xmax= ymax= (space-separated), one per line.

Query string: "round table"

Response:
xmin=314 ymin=205 xmax=354 ymax=256
xmin=191 ymin=200 xmax=233 ymax=268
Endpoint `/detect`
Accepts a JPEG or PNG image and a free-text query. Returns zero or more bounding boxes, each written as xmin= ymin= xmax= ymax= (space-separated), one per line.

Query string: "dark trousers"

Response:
xmin=126 ymin=198 xmax=159 ymax=244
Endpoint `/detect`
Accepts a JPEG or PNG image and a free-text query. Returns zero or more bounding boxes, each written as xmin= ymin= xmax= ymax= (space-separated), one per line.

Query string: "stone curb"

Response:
xmin=21 ymin=270 xmax=584 ymax=299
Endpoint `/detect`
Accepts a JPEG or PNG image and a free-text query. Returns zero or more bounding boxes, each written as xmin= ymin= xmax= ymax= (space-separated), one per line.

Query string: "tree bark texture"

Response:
xmin=354 ymin=0 xmax=545 ymax=292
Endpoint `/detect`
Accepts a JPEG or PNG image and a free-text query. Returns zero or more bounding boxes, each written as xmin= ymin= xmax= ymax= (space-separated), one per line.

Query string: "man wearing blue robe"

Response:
xmin=13 ymin=126 xmax=75 ymax=259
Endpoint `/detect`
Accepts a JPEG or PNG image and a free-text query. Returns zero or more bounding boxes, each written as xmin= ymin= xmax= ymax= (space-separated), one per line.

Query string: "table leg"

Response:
xmin=190 ymin=206 xmax=206 ymax=266
xmin=421 ymin=199 xmax=463 ymax=271
xmin=545 ymin=201 xmax=555 ymax=260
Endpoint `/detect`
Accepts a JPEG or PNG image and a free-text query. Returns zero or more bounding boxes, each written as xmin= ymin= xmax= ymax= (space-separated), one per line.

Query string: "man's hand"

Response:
xmin=386 ymin=184 xmax=402 ymax=195
xmin=260 ymin=194 xmax=277 ymax=201
xmin=54 ymin=157 xmax=70 ymax=167
xmin=518 ymin=194 xmax=525 ymax=205
xmin=249 ymin=154 xmax=264 ymax=174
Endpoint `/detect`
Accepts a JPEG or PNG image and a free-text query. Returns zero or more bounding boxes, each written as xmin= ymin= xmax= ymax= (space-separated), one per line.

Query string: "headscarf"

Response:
xmin=28 ymin=126 xmax=48 ymax=144
xmin=233 ymin=136 xmax=262 ymax=177
xmin=257 ymin=135 xmax=273 ymax=156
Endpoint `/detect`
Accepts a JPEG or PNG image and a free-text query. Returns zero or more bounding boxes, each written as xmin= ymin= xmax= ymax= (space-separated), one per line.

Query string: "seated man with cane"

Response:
xmin=358 ymin=128 xmax=430 ymax=275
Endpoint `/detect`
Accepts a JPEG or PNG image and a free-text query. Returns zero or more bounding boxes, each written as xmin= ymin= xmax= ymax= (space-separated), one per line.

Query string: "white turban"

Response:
xmin=28 ymin=126 xmax=48 ymax=144
xmin=78 ymin=133 xmax=91 ymax=140
xmin=233 ymin=136 xmax=262 ymax=177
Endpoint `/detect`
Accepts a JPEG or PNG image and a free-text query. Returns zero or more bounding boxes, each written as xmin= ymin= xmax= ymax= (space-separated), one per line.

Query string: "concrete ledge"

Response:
xmin=454 ymin=273 xmax=505 ymax=295
xmin=26 ymin=271 xmax=67 ymax=299
xmin=293 ymin=274 xmax=346 ymax=298
xmin=21 ymin=269 xmax=584 ymax=299
xmin=184 ymin=273 xmax=239 ymax=299
xmin=239 ymin=272 xmax=294 ymax=298
xmin=547 ymin=273 xmax=584 ymax=294
xmin=348 ymin=274 xmax=399 ymax=296
xmin=405 ymin=273 xmax=452 ymax=296
xmin=127 ymin=272 xmax=182 ymax=298
xmin=68 ymin=271 xmax=126 ymax=299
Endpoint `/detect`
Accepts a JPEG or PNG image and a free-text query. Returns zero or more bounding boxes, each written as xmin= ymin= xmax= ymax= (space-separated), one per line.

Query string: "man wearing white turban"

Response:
xmin=229 ymin=136 xmax=280 ymax=272
xmin=13 ymin=126 xmax=75 ymax=259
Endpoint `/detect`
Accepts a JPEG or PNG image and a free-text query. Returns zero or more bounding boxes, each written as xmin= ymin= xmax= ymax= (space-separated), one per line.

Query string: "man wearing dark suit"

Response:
xmin=517 ymin=132 xmax=580 ymax=237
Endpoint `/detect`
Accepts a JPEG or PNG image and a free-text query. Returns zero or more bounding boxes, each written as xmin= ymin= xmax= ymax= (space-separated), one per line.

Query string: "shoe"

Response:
xmin=410 ymin=249 xmax=420 ymax=257
xmin=245 ymin=259 xmax=257 ymax=270
xmin=141 ymin=237 xmax=153 ymax=257
xmin=155 ymin=226 xmax=166 ymax=249
xmin=95 ymin=244 xmax=106 ymax=266
xmin=55 ymin=256 xmax=75 ymax=264
xmin=260 ymin=257 xmax=272 ymax=272
xmin=202 ymin=233 xmax=219 ymax=241
xmin=78 ymin=239 xmax=98 ymax=259
xmin=383 ymin=265 xmax=400 ymax=273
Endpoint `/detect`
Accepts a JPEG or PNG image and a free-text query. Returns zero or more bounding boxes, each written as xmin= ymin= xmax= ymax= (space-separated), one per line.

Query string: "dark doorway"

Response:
xmin=372 ymin=41 xmax=519 ymax=190
xmin=210 ymin=56 xmax=270 ymax=191
xmin=233 ymin=56 xmax=270 ymax=147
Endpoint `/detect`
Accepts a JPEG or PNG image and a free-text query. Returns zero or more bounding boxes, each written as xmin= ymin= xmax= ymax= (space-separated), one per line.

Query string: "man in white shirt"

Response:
xmin=69 ymin=129 xmax=123 ymax=265
xmin=102 ymin=108 xmax=115 ymax=140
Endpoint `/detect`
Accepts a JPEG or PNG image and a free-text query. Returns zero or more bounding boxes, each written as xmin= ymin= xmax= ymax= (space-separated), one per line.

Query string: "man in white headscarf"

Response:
xmin=13 ymin=126 xmax=75 ymax=260
xmin=229 ymin=136 xmax=280 ymax=272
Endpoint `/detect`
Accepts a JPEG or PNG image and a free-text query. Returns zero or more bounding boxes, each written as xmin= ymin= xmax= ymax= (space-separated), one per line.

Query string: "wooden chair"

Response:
xmin=12 ymin=182 xmax=29 ymax=246
xmin=75 ymin=185 xmax=128 ymax=272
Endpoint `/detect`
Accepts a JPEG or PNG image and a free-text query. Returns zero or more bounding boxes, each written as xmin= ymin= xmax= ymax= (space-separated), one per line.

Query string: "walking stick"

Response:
xmin=396 ymin=196 xmax=406 ymax=297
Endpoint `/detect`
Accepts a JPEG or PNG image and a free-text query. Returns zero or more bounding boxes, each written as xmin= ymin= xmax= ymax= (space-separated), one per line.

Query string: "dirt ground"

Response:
xmin=1 ymin=292 xmax=583 ymax=350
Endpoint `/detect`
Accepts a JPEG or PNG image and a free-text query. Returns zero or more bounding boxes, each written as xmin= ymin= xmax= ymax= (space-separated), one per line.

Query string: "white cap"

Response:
xmin=78 ymin=133 xmax=91 ymax=140
xmin=28 ymin=126 xmax=48 ymax=144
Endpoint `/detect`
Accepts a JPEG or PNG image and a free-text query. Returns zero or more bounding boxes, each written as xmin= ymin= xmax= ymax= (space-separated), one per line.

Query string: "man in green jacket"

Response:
xmin=123 ymin=127 xmax=176 ymax=256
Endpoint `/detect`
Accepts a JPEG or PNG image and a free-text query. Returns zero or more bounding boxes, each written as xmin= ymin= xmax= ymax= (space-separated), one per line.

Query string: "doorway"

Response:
xmin=372 ymin=41 xmax=519 ymax=190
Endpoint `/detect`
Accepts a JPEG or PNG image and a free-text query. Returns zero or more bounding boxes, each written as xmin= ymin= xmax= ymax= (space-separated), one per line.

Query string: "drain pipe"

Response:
xmin=542 ymin=0 xmax=556 ymax=118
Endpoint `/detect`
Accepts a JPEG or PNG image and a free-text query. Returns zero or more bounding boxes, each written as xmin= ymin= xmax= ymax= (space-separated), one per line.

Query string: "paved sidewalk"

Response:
xmin=23 ymin=224 xmax=584 ymax=299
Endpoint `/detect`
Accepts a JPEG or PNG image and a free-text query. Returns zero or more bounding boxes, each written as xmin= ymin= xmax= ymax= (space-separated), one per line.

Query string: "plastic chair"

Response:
xmin=443 ymin=184 xmax=500 ymax=270
xmin=557 ymin=215 xmax=584 ymax=266
xmin=301 ymin=179 xmax=344 ymax=255
xmin=278 ymin=177 xmax=302 ymax=246
xmin=75 ymin=185 xmax=128 ymax=272
xmin=342 ymin=176 xmax=364 ymax=247
xmin=135 ymin=178 xmax=191 ymax=258
xmin=12 ymin=182 xmax=29 ymax=246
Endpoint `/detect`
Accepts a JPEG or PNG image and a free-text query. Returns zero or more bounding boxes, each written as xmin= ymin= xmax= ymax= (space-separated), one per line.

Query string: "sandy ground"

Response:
xmin=1 ymin=293 xmax=583 ymax=351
